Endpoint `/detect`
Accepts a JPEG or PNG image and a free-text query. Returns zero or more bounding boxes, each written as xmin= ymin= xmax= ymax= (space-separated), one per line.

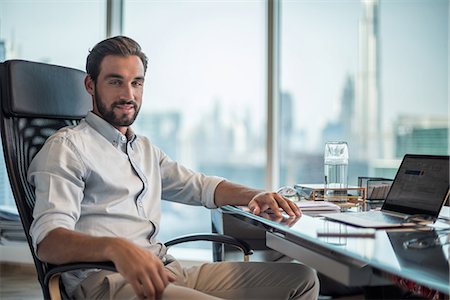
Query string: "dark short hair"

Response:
xmin=86 ymin=36 xmax=148 ymax=82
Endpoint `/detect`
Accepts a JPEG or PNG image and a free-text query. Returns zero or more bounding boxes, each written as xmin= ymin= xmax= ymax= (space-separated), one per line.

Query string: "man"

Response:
xmin=29 ymin=36 xmax=319 ymax=300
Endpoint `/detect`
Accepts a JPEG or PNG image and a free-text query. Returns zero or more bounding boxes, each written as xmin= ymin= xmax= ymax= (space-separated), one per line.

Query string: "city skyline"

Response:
xmin=0 ymin=0 xmax=448 ymax=198
xmin=1 ymin=0 xmax=447 ymax=155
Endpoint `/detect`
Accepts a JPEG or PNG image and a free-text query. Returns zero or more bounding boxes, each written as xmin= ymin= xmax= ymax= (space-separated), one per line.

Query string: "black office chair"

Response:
xmin=0 ymin=60 xmax=252 ymax=300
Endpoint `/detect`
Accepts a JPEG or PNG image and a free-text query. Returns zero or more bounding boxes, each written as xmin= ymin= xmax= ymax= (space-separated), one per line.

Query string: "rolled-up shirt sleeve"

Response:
xmin=159 ymin=149 xmax=224 ymax=209
xmin=28 ymin=135 xmax=86 ymax=253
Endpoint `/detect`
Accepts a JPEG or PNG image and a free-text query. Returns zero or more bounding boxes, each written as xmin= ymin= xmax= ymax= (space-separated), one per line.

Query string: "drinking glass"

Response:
xmin=324 ymin=141 xmax=349 ymax=201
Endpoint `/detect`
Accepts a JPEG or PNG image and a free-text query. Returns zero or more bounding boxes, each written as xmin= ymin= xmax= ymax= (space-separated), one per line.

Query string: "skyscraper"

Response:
xmin=321 ymin=75 xmax=355 ymax=145
xmin=354 ymin=0 xmax=381 ymax=160
xmin=395 ymin=116 xmax=449 ymax=157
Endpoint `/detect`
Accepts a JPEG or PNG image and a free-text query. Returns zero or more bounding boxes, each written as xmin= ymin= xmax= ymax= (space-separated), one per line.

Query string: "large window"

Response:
xmin=124 ymin=0 xmax=266 ymax=242
xmin=0 ymin=0 xmax=106 ymax=207
xmin=0 ymin=0 xmax=447 ymax=248
xmin=279 ymin=0 xmax=449 ymax=187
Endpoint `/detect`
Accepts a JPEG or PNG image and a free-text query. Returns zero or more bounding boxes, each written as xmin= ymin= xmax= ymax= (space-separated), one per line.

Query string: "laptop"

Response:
xmin=323 ymin=154 xmax=450 ymax=228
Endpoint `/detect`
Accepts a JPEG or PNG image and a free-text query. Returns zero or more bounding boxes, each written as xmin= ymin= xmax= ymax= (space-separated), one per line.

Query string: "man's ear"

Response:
xmin=84 ymin=75 xmax=95 ymax=96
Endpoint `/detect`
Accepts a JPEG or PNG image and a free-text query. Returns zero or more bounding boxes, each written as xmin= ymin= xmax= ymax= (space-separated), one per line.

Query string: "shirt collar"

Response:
xmin=85 ymin=112 xmax=137 ymax=151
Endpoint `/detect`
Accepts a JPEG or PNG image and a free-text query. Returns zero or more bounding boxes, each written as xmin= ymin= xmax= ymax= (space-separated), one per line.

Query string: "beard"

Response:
xmin=94 ymin=89 xmax=140 ymax=127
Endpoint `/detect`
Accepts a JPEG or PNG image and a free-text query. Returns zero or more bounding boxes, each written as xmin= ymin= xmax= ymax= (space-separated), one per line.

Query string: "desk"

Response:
xmin=212 ymin=205 xmax=450 ymax=297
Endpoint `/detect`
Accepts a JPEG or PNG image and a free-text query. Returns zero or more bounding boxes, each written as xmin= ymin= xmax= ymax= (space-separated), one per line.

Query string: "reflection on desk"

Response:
xmin=386 ymin=230 xmax=450 ymax=298
xmin=388 ymin=230 xmax=448 ymax=278
xmin=220 ymin=205 xmax=450 ymax=298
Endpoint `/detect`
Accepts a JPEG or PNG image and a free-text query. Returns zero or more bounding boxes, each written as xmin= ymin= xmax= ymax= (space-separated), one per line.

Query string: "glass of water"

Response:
xmin=324 ymin=141 xmax=349 ymax=201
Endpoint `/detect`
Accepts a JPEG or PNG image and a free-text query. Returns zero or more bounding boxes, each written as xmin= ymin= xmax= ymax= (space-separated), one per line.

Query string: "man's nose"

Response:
xmin=120 ymin=84 xmax=134 ymax=99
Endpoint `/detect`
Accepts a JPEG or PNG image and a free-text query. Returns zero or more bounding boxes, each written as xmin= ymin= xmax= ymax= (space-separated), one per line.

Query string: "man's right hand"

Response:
xmin=37 ymin=228 xmax=175 ymax=300
xmin=107 ymin=238 xmax=176 ymax=299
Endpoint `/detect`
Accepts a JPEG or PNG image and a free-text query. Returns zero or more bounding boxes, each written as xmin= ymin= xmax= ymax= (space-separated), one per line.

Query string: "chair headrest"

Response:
xmin=1 ymin=60 xmax=92 ymax=118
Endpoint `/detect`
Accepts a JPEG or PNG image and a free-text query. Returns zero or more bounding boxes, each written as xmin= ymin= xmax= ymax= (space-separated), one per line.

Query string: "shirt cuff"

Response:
xmin=30 ymin=216 xmax=75 ymax=254
xmin=202 ymin=176 xmax=225 ymax=209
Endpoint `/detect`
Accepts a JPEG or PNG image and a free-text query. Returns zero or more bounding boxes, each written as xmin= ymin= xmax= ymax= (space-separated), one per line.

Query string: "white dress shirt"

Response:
xmin=28 ymin=112 xmax=224 ymax=295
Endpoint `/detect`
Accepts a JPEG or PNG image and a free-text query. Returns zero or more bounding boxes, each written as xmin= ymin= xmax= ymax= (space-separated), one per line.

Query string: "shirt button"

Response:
xmin=138 ymin=201 xmax=143 ymax=207
xmin=121 ymin=136 xmax=126 ymax=142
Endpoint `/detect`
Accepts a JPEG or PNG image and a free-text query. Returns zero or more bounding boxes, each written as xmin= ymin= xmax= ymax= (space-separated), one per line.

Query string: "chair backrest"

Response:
xmin=0 ymin=60 xmax=92 ymax=292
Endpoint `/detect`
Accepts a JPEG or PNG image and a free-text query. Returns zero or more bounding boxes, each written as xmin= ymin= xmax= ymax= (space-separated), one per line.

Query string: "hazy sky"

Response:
xmin=125 ymin=0 xmax=449 ymax=151
xmin=0 ymin=0 xmax=105 ymax=69
xmin=124 ymin=0 xmax=266 ymax=135
xmin=1 ymin=0 xmax=448 ymax=152
xmin=282 ymin=0 xmax=448 ymax=149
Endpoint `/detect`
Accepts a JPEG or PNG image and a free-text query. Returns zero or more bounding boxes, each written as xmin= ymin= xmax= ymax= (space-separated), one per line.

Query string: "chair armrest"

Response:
xmin=164 ymin=233 xmax=253 ymax=257
xmin=44 ymin=261 xmax=116 ymax=286
xmin=42 ymin=261 xmax=116 ymax=300
xmin=42 ymin=232 xmax=254 ymax=284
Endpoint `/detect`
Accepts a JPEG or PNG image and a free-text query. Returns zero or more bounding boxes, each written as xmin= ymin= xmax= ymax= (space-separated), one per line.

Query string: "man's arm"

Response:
xmin=213 ymin=180 xmax=300 ymax=217
xmin=37 ymin=228 xmax=175 ymax=299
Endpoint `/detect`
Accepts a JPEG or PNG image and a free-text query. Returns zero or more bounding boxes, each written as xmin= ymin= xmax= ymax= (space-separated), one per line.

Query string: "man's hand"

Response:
xmin=37 ymin=228 xmax=176 ymax=299
xmin=107 ymin=238 xmax=176 ymax=300
xmin=248 ymin=191 xmax=301 ymax=218
xmin=258 ymin=211 xmax=301 ymax=227
xmin=213 ymin=181 xmax=302 ymax=218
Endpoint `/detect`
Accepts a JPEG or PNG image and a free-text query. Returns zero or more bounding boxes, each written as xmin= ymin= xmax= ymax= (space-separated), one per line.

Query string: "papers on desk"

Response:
xmin=296 ymin=200 xmax=341 ymax=212
xmin=237 ymin=200 xmax=340 ymax=215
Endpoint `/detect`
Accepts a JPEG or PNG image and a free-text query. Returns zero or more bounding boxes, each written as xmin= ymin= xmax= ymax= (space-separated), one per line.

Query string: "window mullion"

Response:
xmin=266 ymin=0 xmax=280 ymax=190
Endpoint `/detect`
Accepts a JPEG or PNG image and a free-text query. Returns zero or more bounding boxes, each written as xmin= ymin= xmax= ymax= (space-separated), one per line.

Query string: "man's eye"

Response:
xmin=109 ymin=80 xmax=121 ymax=85
xmin=133 ymin=81 xmax=144 ymax=87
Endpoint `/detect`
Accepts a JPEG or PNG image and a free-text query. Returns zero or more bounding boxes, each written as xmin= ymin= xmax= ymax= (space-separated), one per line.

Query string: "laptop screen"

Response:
xmin=382 ymin=154 xmax=450 ymax=217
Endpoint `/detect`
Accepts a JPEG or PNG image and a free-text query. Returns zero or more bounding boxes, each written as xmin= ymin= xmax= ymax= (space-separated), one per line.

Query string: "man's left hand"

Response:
xmin=248 ymin=192 xmax=301 ymax=217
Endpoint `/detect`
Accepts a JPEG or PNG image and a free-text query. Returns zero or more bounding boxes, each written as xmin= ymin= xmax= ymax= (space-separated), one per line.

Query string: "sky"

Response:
xmin=1 ymin=0 xmax=448 ymax=153
xmin=282 ymin=0 xmax=448 ymax=150
xmin=123 ymin=0 xmax=267 ymax=135
xmin=0 ymin=0 xmax=105 ymax=69
xmin=125 ymin=0 xmax=449 ymax=152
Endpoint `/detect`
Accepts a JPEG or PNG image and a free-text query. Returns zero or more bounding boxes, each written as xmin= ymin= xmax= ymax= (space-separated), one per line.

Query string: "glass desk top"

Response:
xmin=220 ymin=205 xmax=450 ymax=295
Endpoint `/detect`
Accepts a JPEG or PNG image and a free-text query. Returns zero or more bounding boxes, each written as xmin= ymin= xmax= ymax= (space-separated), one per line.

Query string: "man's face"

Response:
xmin=87 ymin=55 xmax=145 ymax=134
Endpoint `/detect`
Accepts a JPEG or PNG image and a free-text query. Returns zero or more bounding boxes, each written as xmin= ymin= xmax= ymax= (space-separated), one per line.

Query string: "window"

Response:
xmin=279 ymin=0 xmax=449 ymax=187
xmin=0 ymin=0 xmax=106 ymax=207
xmin=0 ymin=0 xmax=447 ymax=244
xmin=124 ymin=0 xmax=266 ymax=242
xmin=0 ymin=0 xmax=105 ymax=69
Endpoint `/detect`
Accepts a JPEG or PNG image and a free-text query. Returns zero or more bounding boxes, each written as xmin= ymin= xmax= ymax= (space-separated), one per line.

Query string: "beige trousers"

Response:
xmin=72 ymin=259 xmax=319 ymax=300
